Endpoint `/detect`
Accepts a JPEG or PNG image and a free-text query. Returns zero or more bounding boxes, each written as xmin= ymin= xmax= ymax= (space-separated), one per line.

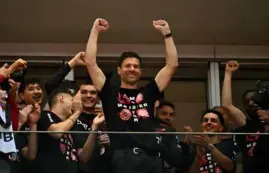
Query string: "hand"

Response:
xmin=0 ymin=63 xmax=11 ymax=78
xmin=183 ymin=126 xmax=194 ymax=144
xmin=153 ymin=20 xmax=171 ymax=36
xmin=8 ymin=79 xmax=18 ymax=96
xmin=225 ymin=61 xmax=239 ymax=73
xmin=9 ymin=58 xmax=27 ymax=72
xmin=92 ymin=112 xmax=105 ymax=129
xmin=94 ymin=106 xmax=103 ymax=114
xmin=28 ymin=104 xmax=41 ymax=125
xmin=68 ymin=52 xmax=86 ymax=68
xmin=98 ymin=134 xmax=110 ymax=146
xmin=193 ymin=134 xmax=210 ymax=150
xmin=257 ymin=110 xmax=269 ymax=123
xmin=72 ymin=90 xmax=82 ymax=112
xmin=196 ymin=145 xmax=206 ymax=158
xmin=19 ymin=105 xmax=33 ymax=126
xmin=92 ymin=18 xmax=109 ymax=33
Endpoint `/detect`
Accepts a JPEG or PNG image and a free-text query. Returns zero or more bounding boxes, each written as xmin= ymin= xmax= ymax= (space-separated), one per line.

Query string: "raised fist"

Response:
xmin=92 ymin=18 xmax=109 ymax=33
xmin=153 ymin=20 xmax=171 ymax=36
xmin=68 ymin=52 xmax=86 ymax=68
xmin=9 ymin=58 xmax=27 ymax=72
xmin=225 ymin=61 xmax=239 ymax=72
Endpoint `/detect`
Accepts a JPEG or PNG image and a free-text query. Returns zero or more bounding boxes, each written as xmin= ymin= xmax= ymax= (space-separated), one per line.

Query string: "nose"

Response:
xmin=130 ymin=66 xmax=136 ymax=71
xmin=206 ymin=120 xmax=212 ymax=124
xmin=34 ymin=89 xmax=40 ymax=94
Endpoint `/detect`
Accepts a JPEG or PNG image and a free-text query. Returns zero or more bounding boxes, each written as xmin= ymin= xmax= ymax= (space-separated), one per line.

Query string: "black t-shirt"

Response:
xmin=235 ymin=119 xmax=269 ymax=172
xmin=199 ymin=138 xmax=236 ymax=173
xmin=12 ymin=124 xmax=37 ymax=173
xmin=155 ymin=120 xmax=195 ymax=173
xmin=36 ymin=111 xmax=78 ymax=173
xmin=72 ymin=112 xmax=112 ymax=173
xmin=99 ymin=79 xmax=161 ymax=150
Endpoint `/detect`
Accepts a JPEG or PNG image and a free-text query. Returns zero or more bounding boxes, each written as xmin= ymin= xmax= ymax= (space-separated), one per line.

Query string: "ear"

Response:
xmin=19 ymin=92 xmax=24 ymax=101
xmin=117 ymin=66 xmax=121 ymax=76
xmin=59 ymin=95 xmax=64 ymax=103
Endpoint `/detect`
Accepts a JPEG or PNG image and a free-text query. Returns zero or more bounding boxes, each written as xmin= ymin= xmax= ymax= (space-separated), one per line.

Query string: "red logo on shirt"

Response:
xmin=135 ymin=93 xmax=143 ymax=104
xmin=119 ymin=109 xmax=132 ymax=121
xmin=136 ymin=109 xmax=149 ymax=119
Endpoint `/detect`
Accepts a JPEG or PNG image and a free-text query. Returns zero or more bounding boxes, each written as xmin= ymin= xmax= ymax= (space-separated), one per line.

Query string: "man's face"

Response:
xmin=157 ymin=105 xmax=175 ymax=125
xmin=20 ymin=83 xmax=43 ymax=105
xmin=201 ymin=113 xmax=223 ymax=133
xmin=117 ymin=57 xmax=142 ymax=85
xmin=80 ymin=84 xmax=98 ymax=109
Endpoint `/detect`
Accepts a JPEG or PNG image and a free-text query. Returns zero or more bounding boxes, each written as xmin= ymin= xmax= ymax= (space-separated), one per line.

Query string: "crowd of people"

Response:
xmin=0 ymin=18 xmax=269 ymax=173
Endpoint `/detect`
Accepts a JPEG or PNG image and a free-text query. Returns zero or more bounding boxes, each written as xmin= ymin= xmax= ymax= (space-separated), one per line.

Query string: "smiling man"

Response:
xmin=189 ymin=110 xmax=236 ymax=173
xmin=18 ymin=78 xmax=43 ymax=106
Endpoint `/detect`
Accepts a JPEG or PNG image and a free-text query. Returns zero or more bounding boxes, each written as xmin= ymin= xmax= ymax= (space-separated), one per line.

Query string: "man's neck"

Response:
xmin=51 ymin=106 xmax=68 ymax=121
xmin=82 ymin=108 xmax=95 ymax=114
xmin=121 ymin=81 xmax=137 ymax=89
xmin=208 ymin=135 xmax=220 ymax=144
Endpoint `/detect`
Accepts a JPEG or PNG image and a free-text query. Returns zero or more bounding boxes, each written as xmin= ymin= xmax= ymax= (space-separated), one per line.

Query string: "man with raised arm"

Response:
xmin=84 ymin=18 xmax=178 ymax=172
xmin=222 ymin=61 xmax=269 ymax=172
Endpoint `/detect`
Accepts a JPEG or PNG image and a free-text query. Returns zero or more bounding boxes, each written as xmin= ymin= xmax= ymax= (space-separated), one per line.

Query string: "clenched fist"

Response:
xmin=9 ymin=58 xmax=27 ymax=72
xmin=225 ymin=61 xmax=239 ymax=73
xmin=68 ymin=52 xmax=86 ymax=68
xmin=92 ymin=18 xmax=109 ymax=33
xmin=153 ymin=20 xmax=171 ymax=36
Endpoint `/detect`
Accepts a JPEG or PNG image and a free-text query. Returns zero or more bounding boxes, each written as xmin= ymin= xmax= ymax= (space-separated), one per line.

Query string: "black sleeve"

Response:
xmin=45 ymin=63 xmax=71 ymax=95
xmin=72 ymin=123 xmax=88 ymax=149
xmin=144 ymin=80 xmax=162 ymax=102
xmin=98 ymin=78 xmax=111 ymax=102
xmin=216 ymin=138 xmax=236 ymax=161
xmin=38 ymin=111 xmax=57 ymax=131
xmin=14 ymin=134 xmax=27 ymax=152
xmin=161 ymin=136 xmax=195 ymax=170
xmin=14 ymin=124 xmax=29 ymax=151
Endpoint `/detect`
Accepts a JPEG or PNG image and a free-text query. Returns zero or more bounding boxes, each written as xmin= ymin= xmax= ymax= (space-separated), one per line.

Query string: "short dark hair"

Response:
xmin=47 ymin=88 xmax=72 ymax=108
xmin=118 ymin=51 xmax=142 ymax=67
xmin=59 ymin=80 xmax=78 ymax=91
xmin=78 ymin=76 xmax=94 ymax=87
xmin=157 ymin=100 xmax=175 ymax=111
xmin=200 ymin=109 xmax=225 ymax=126
xmin=18 ymin=77 xmax=42 ymax=94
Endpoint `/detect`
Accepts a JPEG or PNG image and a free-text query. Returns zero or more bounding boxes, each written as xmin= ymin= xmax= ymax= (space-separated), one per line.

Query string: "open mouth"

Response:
xmin=32 ymin=94 xmax=42 ymax=101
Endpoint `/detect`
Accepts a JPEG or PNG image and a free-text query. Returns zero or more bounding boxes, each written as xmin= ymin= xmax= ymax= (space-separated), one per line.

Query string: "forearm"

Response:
xmin=85 ymin=29 xmax=99 ymax=66
xmin=49 ymin=111 xmax=80 ymax=138
xmin=78 ymin=124 xmax=98 ymax=163
xmin=45 ymin=63 xmax=71 ymax=95
xmin=24 ymin=124 xmax=38 ymax=160
xmin=211 ymin=147 xmax=234 ymax=172
xmin=222 ymin=71 xmax=233 ymax=106
xmin=164 ymin=37 xmax=178 ymax=68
